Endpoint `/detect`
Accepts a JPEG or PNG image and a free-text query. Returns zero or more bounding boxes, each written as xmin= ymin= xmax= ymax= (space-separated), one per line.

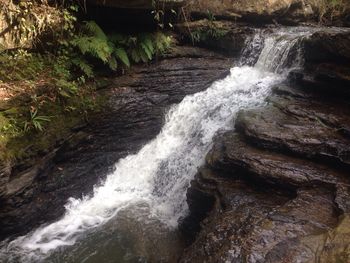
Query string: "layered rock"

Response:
xmin=0 ymin=46 xmax=232 ymax=238
xmin=187 ymin=0 xmax=350 ymax=25
xmin=181 ymin=30 xmax=350 ymax=262
xmin=181 ymin=84 xmax=350 ymax=262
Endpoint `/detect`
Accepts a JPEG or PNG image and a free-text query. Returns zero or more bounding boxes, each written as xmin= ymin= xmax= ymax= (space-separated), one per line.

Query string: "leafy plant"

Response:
xmin=191 ymin=11 xmax=228 ymax=43
xmin=0 ymin=50 xmax=45 ymax=82
xmin=0 ymin=0 xmax=65 ymax=48
xmin=309 ymin=0 xmax=349 ymax=22
xmin=191 ymin=25 xmax=227 ymax=43
xmin=69 ymin=21 xmax=172 ymax=72
xmin=23 ymin=109 xmax=51 ymax=132
xmin=125 ymin=32 xmax=172 ymax=63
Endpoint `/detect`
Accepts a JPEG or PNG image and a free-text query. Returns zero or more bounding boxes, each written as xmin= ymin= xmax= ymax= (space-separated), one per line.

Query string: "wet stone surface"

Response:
xmin=181 ymin=29 xmax=350 ymax=263
xmin=0 ymin=46 xmax=232 ymax=239
xmin=181 ymin=79 xmax=350 ymax=262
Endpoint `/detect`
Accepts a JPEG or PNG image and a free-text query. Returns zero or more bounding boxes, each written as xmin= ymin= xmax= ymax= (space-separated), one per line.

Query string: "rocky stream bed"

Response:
xmin=1 ymin=21 xmax=350 ymax=263
xmin=180 ymin=29 xmax=350 ymax=262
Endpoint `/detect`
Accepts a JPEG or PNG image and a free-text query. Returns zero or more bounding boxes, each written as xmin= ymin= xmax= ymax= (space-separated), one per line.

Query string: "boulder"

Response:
xmin=303 ymin=30 xmax=350 ymax=63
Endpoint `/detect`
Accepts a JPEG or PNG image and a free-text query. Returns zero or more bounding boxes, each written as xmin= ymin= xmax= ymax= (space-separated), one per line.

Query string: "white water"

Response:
xmin=0 ymin=27 xmax=315 ymax=262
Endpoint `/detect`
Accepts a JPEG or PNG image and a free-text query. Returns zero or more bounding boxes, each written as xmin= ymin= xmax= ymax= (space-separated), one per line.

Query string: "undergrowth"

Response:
xmin=0 ymin=2 xmax=173 ymax=162
xmin=191 ymin=12 xmax=228 ymax=43
xmin=309 ymin=0 xmax=349 ymax=22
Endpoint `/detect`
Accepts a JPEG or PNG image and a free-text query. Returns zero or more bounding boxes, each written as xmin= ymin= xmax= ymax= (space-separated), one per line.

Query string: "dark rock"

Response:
xmin=207 ymin=132 xmax=349 ymax=189
xmin=180 ymin=168 xmax=217 ymax=242
xmin=0 ymin=46 xmax=232 ymax=239
xmin=235 ymin=101 xmax=350 ymax=168
xmin=304 ymin=30 xmax=350 ymax=63
xmin=182 ymin=75 xmax=350 ymax=262
xmin=181 ymin=177 xmax=340 ymax=262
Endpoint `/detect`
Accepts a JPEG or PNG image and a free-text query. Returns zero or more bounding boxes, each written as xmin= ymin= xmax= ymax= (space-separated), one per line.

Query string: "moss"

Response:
xmin=0 ymin=86 xmax=109 ymax=164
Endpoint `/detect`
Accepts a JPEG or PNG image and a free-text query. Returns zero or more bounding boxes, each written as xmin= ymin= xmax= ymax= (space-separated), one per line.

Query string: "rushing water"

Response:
xmin=0 ymin=27 xmax=322 ymax=262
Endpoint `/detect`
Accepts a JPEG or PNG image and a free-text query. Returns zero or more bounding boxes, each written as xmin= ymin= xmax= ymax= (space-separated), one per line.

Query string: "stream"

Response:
xmin=0 ymin=27 xmax=332 ymax=263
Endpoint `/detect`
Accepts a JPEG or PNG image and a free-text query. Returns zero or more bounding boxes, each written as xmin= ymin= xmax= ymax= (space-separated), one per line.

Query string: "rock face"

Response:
xmin=180 ymin=31 xmax=350 ymax=262
xmin=0 ymin=46 xmax=232 ymax=239
xmin=187 ymin=0 xmax=349 ymax=25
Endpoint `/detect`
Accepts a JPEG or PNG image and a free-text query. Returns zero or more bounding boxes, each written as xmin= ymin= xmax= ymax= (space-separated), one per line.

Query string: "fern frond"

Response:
xmin=108 ymin=56 xmax=118 ymax=71
xmin=84 ymin=21 xmax=107 ymax=40
xmin=141 ymin=42 xmax=153 ymax=60
xmin=72 ymin=36 xmax=113 ymax=63
xmin=131 ymin=49 xmax=141 ymax=63
xmin=114 ymin=48 xmax=130 ymax=67
xmin=71 ymin=57 xmax=94 ymax=78
xmin=109 ymin=33 xmax=127 ymax=45
xmin=138 ymin=47 xmax=149 ymax=63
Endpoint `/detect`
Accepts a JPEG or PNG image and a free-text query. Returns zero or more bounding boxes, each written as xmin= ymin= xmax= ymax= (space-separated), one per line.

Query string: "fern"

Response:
xmin=131 ymin=49 xmax=142 ymax=63
xmin=84 ymin=21 xmax=108 ymax=40
xmin=67 ymin=21 xmax=172 ymax=75
xmin=114 ymin=48 xmax=130 ymax=67
xmin=71 ymin=36 xmax=113 ymax=63
xmin=71 ymin=57 xmax=94 ymax=78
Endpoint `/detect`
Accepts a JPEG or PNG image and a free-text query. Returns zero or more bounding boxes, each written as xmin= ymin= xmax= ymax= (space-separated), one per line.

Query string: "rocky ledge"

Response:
xmin=0 ymin=46 xmax=232 ymax=239
xmin=180 ymin=31 xmax=350 ymax=262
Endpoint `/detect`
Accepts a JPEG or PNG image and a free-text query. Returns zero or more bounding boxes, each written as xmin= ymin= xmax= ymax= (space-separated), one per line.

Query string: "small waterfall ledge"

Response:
xmin=181 ymin=28 xmax=350 ymax=262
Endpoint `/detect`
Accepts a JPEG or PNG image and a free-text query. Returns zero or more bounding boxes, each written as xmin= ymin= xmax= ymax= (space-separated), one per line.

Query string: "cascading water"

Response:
xmin=0 ymin=27 xmax=318 ymax=262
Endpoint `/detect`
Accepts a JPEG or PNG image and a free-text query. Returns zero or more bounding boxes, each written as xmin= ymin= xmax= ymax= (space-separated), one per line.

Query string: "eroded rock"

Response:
xmin=0 ymin=46 xmax=232 ymax=238
xmin=182 ymin=53 xmax=350 ymax=262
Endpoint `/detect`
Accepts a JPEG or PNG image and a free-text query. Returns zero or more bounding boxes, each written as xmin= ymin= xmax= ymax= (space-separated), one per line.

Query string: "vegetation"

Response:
xmin=0 ymin=0 xmax=63 ymax=49
xmin=190 ymin=12 xmax=228 ymax=44
xmin=0 ymin=1 xmax=173 ymax=162
xmin=309 ymin=0 xmax=349 ymax=22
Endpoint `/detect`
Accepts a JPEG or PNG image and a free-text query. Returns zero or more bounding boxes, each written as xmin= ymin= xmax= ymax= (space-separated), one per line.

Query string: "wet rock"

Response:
xmin=180 ymin=168 xmax=218 ymax=241
xmin=289 ymin=66 xmax=350 ymax=98
xmin=181 ymin=176 xmax=340 ymax=262
xmin=0 ymin=46 xmax=232 ymax=238
xmin=182 ymin=74 xmax=350 ymax=262
xmin=206 ymin=132 xmax=349 ymax=189
xmin=296 ymin=215 xmax=350 ymax=263
xmin=235 ymin=102 xmax=350 ymax=168
xmin=304 ymin=30 xmax=350 ymax=63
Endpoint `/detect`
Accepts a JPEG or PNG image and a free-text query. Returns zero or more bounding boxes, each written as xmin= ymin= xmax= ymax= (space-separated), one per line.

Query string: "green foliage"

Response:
xmin=0 ymin=50 xmax=45 ymax=82
xmin=124 ymin=32 xmax=172 ymax=63
xmin=192 ymin=26 xmax=227 ymax=43
xmin=0 ymin=114 xmax=22 ymax=137
xmin=0 ymin=3 xmax=173 ymax=161
xmin=23 ymin=109 xmax=51 ymax=132
xmin=0 ymin=0 xmax=63 ymax=47
xmin=68 ymin=21 xmax=172 ymax=73
xmin=71 ymin=21 xmax=117 ymax=69
xmin=191 ymin=12 xmax=228 ymax=43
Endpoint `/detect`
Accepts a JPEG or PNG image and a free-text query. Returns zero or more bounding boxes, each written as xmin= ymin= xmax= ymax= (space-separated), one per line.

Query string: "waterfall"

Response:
xmin=0 ymin=27 xmax=315 ymax=262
